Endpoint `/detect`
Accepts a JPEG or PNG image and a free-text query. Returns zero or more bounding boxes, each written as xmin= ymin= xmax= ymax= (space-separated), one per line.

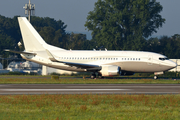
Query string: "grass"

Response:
xmin=0 ymin=75 xmax=179 ymax=84
xmin=0 ymin=94 xmax=180 ymax=120
xmin=0 ymin=75 xmax=179 ymax=119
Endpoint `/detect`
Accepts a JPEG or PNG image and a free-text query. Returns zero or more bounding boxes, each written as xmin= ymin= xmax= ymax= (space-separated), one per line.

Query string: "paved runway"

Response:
xmin=0 ymin=84 xmax=180 ymax=95
xmin=0 ymin=76 xmax=179 ymax=80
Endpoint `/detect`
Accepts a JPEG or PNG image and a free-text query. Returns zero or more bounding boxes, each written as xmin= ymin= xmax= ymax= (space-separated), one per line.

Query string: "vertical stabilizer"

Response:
xmin=18 ymin=17 xmax=47 ymax=51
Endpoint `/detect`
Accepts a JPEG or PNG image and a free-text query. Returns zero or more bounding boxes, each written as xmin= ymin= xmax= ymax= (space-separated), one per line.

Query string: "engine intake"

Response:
xmin=100 ymin=65 xmax=120 ymax=76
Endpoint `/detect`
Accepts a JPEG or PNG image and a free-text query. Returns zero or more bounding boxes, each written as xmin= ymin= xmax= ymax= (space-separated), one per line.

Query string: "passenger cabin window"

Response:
xmin=159 ymin=58 xmax=169 ymax=61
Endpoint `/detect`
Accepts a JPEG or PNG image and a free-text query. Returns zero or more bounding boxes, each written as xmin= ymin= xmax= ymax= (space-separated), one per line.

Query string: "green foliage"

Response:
xmin=31 ymin=17 xmax=68 ymax=48
xmin=134 ymin=73 xmax=154 ymax=77
xmin=145 ymin=34 xmax=180 ymax=58
xmin=85 ymin=0 xmax=165 ymax=50
xmin=50 ymin=72 xmax=61 ymax=76
xmin=0 ymin=15 xmax=20 ymax=57
xmin=30 ymin=16 xmax=95 ymax=50
xmin=159 ymin=71 xmax=180 ymax=77
xmin=66 ymin=32 xmax=95 ymax=50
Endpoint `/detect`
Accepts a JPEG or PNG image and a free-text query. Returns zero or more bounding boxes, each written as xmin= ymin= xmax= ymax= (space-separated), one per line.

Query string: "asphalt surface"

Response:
xmin=0 ymin=84 xmax=179 ymax=95
xmin=0 ymin=76 xmax=180 ymax=80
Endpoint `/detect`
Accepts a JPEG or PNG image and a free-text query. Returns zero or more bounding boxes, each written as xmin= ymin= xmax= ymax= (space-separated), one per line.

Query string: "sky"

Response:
xmin=0 ymin=0 xmax=180 ymax=39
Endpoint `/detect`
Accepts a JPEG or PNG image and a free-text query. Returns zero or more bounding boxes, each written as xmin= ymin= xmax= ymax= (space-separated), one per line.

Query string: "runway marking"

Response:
xmin=0 ymin=89 xmax=131 ymax=91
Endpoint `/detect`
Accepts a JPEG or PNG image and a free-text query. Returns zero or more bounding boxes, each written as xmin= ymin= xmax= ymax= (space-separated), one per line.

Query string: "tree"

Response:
xmin=66 ymin=33 xmax=86 ymax=50
xmin=0 ymin=15 xmax=20 ymax=57
xmin=145 ymin=35 xmax=180 ymax=59
xmin=31 ymin=17 xmax=67 ymax=48
xmin=145 ymin=37 xmax=160 ymax=53
xmin=85 ymin=0 xmax=165 ymax=50
xmin=159 ymin=35 xmax=180 ymax=59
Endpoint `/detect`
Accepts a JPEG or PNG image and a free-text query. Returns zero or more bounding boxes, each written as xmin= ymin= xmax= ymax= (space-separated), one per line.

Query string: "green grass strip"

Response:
xmin=0 ymin=76 xmax=179 ymax=84
xmin=0 ymin=94 xmax=179 ymax=120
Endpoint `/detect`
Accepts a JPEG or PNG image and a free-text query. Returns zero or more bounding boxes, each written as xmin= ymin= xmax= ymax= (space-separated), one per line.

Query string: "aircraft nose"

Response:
xmin=170 ymin=61 xmax=177 ymax=69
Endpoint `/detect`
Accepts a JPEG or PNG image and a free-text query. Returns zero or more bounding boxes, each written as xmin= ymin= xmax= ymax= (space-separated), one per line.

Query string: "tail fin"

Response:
xmin=18 ymin=17 xmax=65 ymax=52
xmin=18 ymin=17 xmax=47 ymax=51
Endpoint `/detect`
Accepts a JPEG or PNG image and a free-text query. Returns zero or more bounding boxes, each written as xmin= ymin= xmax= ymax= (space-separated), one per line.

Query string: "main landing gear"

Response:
xmin=90 ymin=72 xmax=103 ymax=79
xmin=90 ymin=73 xmax=96 ymax=79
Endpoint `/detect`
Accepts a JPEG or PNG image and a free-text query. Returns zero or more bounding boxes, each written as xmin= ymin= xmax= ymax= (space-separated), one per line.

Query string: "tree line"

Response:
xmin=0 ymin=0 xmax=180 ymax=60
xmin=0 ymin=15 xmax=95 ymax=59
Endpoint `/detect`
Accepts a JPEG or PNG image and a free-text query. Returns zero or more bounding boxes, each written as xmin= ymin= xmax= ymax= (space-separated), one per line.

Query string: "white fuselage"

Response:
xmin=21 ymin=50 xmax=177 ymax=73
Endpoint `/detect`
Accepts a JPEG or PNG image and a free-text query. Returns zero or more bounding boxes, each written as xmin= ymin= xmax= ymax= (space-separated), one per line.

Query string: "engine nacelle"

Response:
xmin=100 ymin=65 xmax=120 ymax=76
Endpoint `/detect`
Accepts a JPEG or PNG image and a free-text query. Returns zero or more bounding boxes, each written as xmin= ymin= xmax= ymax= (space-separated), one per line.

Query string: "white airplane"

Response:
xmin=5 ymin=17 xmax=177 ymax=79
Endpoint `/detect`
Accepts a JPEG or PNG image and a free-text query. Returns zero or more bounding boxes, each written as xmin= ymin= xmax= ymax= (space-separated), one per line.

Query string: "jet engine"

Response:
xmin=100 ymin=65 xmax=120 ymax=76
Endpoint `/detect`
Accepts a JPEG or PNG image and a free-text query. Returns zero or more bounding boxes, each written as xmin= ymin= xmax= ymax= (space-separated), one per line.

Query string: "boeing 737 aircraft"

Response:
xmin=5 ymin=17 xmax=177 ymax=79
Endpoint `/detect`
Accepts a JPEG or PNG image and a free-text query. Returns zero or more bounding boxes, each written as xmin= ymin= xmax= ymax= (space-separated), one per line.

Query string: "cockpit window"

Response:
xmin=159 ymin=57 xmax=169 ymax=61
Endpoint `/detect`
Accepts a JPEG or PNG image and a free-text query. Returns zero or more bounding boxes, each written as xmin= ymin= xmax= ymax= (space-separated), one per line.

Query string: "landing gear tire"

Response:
xmin=154 ymin=76 xmax=158 ymax=80
xmin=90 ymin=74 xmax=96 ymax=79
xmin=98 ymin=75 xmax=104 ymax=79
xmin=98 ymin=73 xmax=103 ymax=79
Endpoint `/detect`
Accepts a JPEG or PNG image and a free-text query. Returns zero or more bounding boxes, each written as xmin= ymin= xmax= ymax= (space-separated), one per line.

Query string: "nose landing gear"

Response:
xmin=154 ymin=72 xmax=163 ymax=80
xmin=154 ymin=76 xmax=158 ymax=80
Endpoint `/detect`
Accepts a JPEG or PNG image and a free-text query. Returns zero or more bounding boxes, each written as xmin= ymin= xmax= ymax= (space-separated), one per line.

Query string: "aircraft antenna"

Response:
xmin=23 ymin=0 xmax=35 ymax=22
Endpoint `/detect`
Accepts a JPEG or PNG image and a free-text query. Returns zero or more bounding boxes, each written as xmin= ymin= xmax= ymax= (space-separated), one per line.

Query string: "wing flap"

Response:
xmin=60 ymin=61 xmax=101 ymax=71
xmin=62 ymin=61 xmax=101 ymax=68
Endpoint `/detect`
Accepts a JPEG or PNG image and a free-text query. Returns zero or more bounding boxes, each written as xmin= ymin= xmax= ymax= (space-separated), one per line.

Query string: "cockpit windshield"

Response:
xmin=159 ymin=57 xmax=169 ymax=61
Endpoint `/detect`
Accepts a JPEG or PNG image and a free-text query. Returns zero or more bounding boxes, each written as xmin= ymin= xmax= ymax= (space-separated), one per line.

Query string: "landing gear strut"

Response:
xmin=90 ymin=73 xmax=96 ymax=79
xmin=98 ymin=73 xmax=103 ymax=79
xmin=90 ymin=72 xmax=104 ymax=79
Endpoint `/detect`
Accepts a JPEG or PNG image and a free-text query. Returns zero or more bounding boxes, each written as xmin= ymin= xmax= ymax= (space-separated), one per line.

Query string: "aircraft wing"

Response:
xmin=4 ymin=49 xmax=37 ymax=55
xmin=46 ymin=49 xmax=102 ymax=71
xmin=60 ymin=61 xmax=102 ymax=71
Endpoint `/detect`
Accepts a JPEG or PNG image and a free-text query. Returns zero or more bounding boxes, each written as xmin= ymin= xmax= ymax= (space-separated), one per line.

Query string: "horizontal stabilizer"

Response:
xmin=4 ymin=49 xmax=36 ymax=55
